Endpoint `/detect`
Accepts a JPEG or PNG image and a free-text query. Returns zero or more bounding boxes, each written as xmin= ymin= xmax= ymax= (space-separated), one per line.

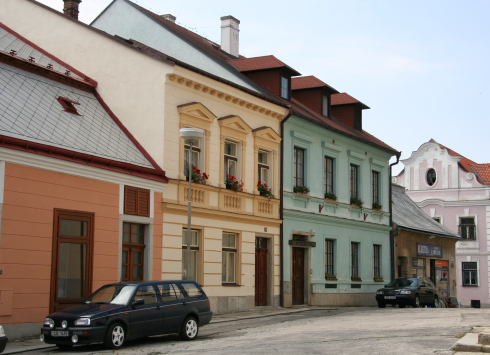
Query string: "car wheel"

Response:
xmin=412 ymin=295 xmax=420 ymax=308
xmin=56 ymin=344 xmax=73 ymax=349
xmin=399 ymin=303 xmax=406 ymax=308
xmin=432 ymin=296 xmax=438 ymax=308
xmin=180 ymin=316 xmax=199 ymax=341
xmin=377 ymin=302 xmax=386 ymax=308
xmin=104 ymin=322 xmax=125 ymax=349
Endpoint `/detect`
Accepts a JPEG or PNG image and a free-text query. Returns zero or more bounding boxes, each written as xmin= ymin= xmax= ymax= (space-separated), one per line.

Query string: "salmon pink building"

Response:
xmin=0 ymin=23 xmax=167 ymax=337
xmin=394 ymin=139 xmax=490 ymax=307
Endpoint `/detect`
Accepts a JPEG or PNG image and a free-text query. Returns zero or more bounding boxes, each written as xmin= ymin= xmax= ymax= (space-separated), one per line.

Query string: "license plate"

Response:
xmin=384 ymin=296 xmax=396 ymax=300
xmin=51 ymin=331 xmax=69 ymax=337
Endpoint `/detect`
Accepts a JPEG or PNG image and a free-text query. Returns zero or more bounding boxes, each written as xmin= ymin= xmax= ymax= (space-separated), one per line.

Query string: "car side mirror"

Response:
xmin=132 ymin=298 xmax=144 ymax=308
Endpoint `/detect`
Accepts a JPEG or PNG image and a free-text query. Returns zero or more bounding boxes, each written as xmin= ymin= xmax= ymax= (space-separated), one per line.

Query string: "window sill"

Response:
xmin=373 ymin=279 xmax=384 ymax=282
xmin=462 ymin=285 xmax=479 ymax=287
xmin=222 ymin=283 xmax=241 ymax=287
xmin=351 ymin=278 xmax=362 ymax=282
xmin=325 ymin=277 xmax=338 ymax=281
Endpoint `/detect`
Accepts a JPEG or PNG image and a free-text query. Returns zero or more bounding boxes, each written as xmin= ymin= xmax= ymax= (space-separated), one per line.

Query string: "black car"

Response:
xmin=375 ymin=277 xmax=439 ymax=308
xmin=0 ymin=325 xmax=7 ymax=353
xmin=40 ymin=280 xmax=212 ymax=349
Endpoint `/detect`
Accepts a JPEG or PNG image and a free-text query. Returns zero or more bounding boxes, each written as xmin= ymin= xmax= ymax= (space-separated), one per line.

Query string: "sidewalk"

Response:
xmin=2 ymin=306 xmax=334 ymax=354
xmin=453 ymin=326 xmax=490 ymax=352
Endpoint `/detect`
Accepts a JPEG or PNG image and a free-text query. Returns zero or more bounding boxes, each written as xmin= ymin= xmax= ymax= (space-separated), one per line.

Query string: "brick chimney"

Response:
xmin=63 ymin=0 xmax=81 ymax=20
xmin=220 ymin=16 xmax=240 ymax=57
xmin=161 ymin=14 xmax=176 ymax=23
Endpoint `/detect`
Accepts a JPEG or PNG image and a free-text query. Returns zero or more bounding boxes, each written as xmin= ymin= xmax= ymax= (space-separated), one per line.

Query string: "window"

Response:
xmin=372 ymin=171 xmax=379 ymax=204
xmin=281 ymin=76 xmax=290 ymax=99
xmin=433 ymin=217 xmax=441 ymax=223
xmin=124 ymin=186 xmax=150 ymax=217
xmin=459 ymin=218 xmax=476 ymax=240
xmin=325 ymin=240 xmax=334 ymax=276
xmin=462 ymin=262 xmax=478 ymax=286
xmin=224 ymin=140 xmax=238 ymax=179
xmin=325 ymin=157 xmax=334 ymax=195
xmin=182 ymin=228 xmax=199 ymax=281
xmin=294 ymin=147 xmax=305 ymax=187
xmin=373 ymin=245 xmax=381 ymax=277
xmin=157 ymin=283 xmax=185 ymax=302
xmin=426 ymin=168 xmax=436 ymax=186
xmin=57 ymin=96 xmax=79 ymax=115
xmin=258 ymin=149 xmax=269 ymax=184
xmin=412 ymin=258 xmax=425 ymax=278
xmin=181 ymin=282 xmax=204 ymax=298
xmin=222 ymin=232 xmax=237 ymax=284
xmin=122 ymin=223 xmax=145 ymax=281
xmin=184 ymin=138 xmax=201 ymax=177
xmin=322 ymin=95 xmax=329 ymax=117
xmin=350 ymin=164 xmax=359 ymax=198
xmin=351 ymin=242 xmax=359 ymax=277
xmin=133 ymin=285 xmax=158 ymax=305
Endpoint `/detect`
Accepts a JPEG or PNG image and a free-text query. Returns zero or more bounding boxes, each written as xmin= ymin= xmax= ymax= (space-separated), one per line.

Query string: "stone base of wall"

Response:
xmin=3 ymin=322 xmax=42 ymax=339
xmin=209 ymin=296 xmax=255 ymax=314
xmin=272 ymin=295 xmax=280 ymax=308
xmin=310 ymin=292 xmax=377 ymax=307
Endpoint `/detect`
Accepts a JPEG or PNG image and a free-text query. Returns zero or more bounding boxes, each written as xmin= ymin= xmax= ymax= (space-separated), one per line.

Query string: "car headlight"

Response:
xmin=74 ymin=318 xmax=91 ymax=326
xmin=44 ymin=318 xmax=54 ymax=328
xmin=399 ymin=290 xmax=411 ymax=295
xmin=376 ymin=291 xmax=383 ymax=295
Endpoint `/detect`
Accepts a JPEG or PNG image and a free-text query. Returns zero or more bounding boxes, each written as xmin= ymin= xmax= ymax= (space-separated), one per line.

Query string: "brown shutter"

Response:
xmin=124 ymin=186 xmax=138 ymax=215
xmin=137 ymin=188 xmax=150 ymax=217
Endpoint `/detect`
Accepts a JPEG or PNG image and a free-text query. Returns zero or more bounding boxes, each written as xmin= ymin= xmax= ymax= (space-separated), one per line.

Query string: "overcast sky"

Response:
xmin=36 ymin=0 xmax=490 ymax=175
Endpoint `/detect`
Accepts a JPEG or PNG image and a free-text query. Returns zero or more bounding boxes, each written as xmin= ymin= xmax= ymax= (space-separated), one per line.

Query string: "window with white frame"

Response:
xmin=224 ymin=140 xmax=238 ymax=179
xmin=325 ymin=239 xmax=334 ymax=278
xmin=222 ymin=232 xmax=237 ymax=284
xmin=325 ymin=157 xmax=334 ymax=195
xmin=294 ymin=147 xmax=305 ymax=187
xmin=184 ymin=138 xmax=201 ymax=177
xmin=351 ymin=242 xmax=359 ymax=277
xmin=462 ymin=262 xmax=478 ymax=286
xmin=322 ymin=95 xmax=329 ymax=117
xmin=459 ymin=217 xmax=476 ymax=240
xmin=372 ymin=171 xmax=380 ymax=204
xmin=182 ymin=228 xmax=199 ymax=281
xmin=258 ymin=149 xmax=270 ymax=184
xmin=281 ymin=76 xmax=290 ymax=100
xmin=373 ymin=245 xmax=381 ymax=278
xmin=350 ymin=164 xmax=359 ymax=198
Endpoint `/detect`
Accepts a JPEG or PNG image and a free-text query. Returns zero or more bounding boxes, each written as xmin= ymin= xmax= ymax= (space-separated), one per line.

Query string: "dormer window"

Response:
xmin=281 ymin=76 xmax=290 ymax=100
xmin=322 ymin=95 xmax=329 ymax=117
xmin=57 ymin=96 xmax=79 ymax=115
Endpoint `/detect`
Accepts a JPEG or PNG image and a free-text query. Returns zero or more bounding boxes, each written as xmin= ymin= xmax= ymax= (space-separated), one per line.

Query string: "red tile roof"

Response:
xmin=471 ymin=164 xmax=490 ymax=185
xmin=331 ymin=93 xmax=370 ymax=109
xmin=291 ymin=76 xmax=338 ymax=92
xmin=431 ymin=139 xmax=477 ymax=173
xmin=228 ymin=55 xmax=301 ymax=76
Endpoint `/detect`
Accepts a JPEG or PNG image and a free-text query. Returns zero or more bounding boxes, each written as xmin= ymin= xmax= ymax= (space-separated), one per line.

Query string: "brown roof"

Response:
xmin=431 ymin=139 xmax=477 ymax=173
xmin=291 ymin=75 xmax=338 ymax=93
xmin=470 ymin=164 xmax=490 ymax=185
xmin=331 ymin=93 xmax=370 ymax=109
xmin=228 ymin=55 xmax=301 ymax=76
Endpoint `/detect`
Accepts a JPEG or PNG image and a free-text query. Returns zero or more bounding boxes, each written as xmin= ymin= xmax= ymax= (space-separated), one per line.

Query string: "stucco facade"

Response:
xmin=394 ymin=140 xmax=490 ymax=306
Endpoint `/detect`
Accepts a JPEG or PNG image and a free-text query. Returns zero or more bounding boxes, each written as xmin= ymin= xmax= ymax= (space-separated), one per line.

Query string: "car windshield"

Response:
xmin=84 ymin=285 xmax=136 ymax=305
xmin=386 ymin=278 xmax=418 ymax=287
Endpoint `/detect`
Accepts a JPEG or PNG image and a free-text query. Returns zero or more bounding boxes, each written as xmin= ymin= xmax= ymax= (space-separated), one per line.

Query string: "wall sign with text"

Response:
xmin=417 ymin=243 xmax=443 ymax=258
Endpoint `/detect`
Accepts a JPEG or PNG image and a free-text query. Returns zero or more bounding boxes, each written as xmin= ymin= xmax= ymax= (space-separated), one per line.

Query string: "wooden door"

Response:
xmin=255 ymin=247 xmax=268 ymax=306
xmin=292 ymin=247 xmax=305 ymax=305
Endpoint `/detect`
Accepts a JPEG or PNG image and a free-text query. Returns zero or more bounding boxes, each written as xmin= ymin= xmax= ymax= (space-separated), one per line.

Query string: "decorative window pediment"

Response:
xmin=252 ymin=127 xmax=281 ymax=150
xmin=178 ymin=102 xmax=216 ymax=131
xmin=218 ymin=115 xmax=252 ymax=140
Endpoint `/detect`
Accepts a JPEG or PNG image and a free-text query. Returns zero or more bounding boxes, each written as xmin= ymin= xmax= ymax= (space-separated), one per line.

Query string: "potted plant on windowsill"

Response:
xmin=225 ymin=174 xmax=244 ymax=192
xmin=351 ymin=275 xmax=362 ymax=281
xmin=186 ymin=165 xmax=209 ymax=184
xmin=372 ymin=202 xmax=382 ymax=211
xmin=324 ymin=192 xmax=337 ymax=202
xmin=325 ymin=273 xmax=337 ymax=281
xmin=257 ymin=181 xmax=274 ymax=199
xmin=374 ymin=275 xmax=384 ymax=282
xmin=293 ymin=185 xmax=310 ymax=196
xmin=350 ymin=196 xmax=363 ymax=208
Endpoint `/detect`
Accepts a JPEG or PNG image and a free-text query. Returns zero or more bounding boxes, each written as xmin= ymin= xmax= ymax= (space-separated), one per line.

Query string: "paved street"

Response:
xmin=13 ymin=307 xmax=490 ymax=355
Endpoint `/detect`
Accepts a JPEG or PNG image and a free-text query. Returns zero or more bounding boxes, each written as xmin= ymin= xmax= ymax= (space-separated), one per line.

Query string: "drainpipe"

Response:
xmin=279 ymin=105 xmax=293 ymax=308
xmin=389 ymin=152 xmax=401 ymax=281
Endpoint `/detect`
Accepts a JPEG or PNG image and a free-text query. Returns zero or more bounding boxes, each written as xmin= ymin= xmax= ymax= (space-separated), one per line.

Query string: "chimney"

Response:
xmin=161 ymin=14 xmax=176 ymax=23
xmin=63 ymin=0 xmax=81 ymax=20
xmin=220 ymin=15 xmax=240 ymax=57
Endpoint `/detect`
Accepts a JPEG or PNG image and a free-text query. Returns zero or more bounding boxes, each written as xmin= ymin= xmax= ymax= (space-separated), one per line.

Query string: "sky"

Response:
xmin=36 ymin=0 xmax=490 ymax=175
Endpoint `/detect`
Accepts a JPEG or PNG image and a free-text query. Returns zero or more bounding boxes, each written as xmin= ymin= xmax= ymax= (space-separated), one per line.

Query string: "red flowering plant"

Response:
xmin=225 ymin=174 xmax=244 ymax=192
xmin=186 ymin=165 xmax=209 ymax=184
xmin=257 ymin=181 xmax=274 ymax=199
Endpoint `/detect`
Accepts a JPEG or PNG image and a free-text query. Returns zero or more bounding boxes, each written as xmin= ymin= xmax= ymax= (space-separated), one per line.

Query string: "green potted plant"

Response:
xmin=374 ymin=275 xmax=384 ymax=282
xmin=350 ymin=196 xmax=363 ymax=208
xmin=372 ymin=202 xmax=382 ymax=210
xmin=293 ymin=185 xmax=310 ymax=195
xmin=257 ymin=181 xmax=274 ymax=199
xmin=351 ymin=275 xmax=362 ymax=281
xmin=325 ymin=273 xmax=337 ymax=280
xmin=324 ymin=192 xmax=337 ymax=201
xmin=225 ymin=174 xmax=244 ymax=192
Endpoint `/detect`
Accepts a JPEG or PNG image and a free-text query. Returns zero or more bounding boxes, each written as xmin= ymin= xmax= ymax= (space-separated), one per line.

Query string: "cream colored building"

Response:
xmin=0 ymin=0 xmax=288 ymax=312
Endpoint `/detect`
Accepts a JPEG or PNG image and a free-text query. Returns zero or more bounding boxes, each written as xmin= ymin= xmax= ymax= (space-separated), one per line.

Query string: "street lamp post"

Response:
xmin=179 ymin=128 xmax=204 ymax=280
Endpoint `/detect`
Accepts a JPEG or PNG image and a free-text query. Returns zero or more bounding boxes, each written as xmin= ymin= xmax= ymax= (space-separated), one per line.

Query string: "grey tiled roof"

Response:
xmin=0 ymin=62 xmax=153 ymax=168
xmin=392 ymin=190 xmax=460 ymax=239
xmin=0 ymin=26 xmax=85 ymax=81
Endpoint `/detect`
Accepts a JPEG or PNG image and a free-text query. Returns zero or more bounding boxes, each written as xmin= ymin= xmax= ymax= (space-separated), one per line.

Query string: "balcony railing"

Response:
xmin=459 ymin=225 xmax=477 ymax=240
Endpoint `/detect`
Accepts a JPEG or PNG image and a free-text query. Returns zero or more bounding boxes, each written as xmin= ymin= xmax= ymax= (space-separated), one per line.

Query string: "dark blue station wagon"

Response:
xmin=40 ymin=280 xmax=212 ymax=349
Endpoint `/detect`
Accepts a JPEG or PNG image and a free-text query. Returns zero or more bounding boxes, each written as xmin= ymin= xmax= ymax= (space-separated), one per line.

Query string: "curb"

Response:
xmin=210 ymin=307 xmax=334 ymax=324
xmin=3 ymin=344 xmax=55 ymax=355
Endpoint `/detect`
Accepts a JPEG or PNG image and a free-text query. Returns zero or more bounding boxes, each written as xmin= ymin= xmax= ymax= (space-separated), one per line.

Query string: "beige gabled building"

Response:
xmin=0 ymin=0 xmax=289 ymax=314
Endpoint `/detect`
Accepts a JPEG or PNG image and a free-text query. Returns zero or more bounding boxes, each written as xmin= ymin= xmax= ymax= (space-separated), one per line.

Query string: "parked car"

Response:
xmin=40 ymin=280 xmax=212 ymax=349
xmin=0 ymin=325 xmax=7 ymax=353
xmin=375 ymin=277 xmax=439 ymax=308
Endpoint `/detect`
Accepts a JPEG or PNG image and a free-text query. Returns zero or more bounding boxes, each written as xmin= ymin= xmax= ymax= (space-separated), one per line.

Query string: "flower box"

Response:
xmin=351 ymin=276 xmax=362 ymax=281
xmin=325 ymin=277 xmax=338 ymax=281
xmin=374 ymin=278 xmax=384 ymax=282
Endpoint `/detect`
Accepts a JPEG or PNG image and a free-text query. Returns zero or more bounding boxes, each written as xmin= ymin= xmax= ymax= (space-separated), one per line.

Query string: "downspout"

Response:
xmin=279 ymin=105 xmax=293 ymax=308
xmin=389 ymin=152 xmax=401 ymax=281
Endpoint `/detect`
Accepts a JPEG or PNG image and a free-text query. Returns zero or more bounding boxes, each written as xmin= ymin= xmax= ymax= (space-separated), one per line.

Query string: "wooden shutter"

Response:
xmin=137 ymin=188 xmax=150 ymax=217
